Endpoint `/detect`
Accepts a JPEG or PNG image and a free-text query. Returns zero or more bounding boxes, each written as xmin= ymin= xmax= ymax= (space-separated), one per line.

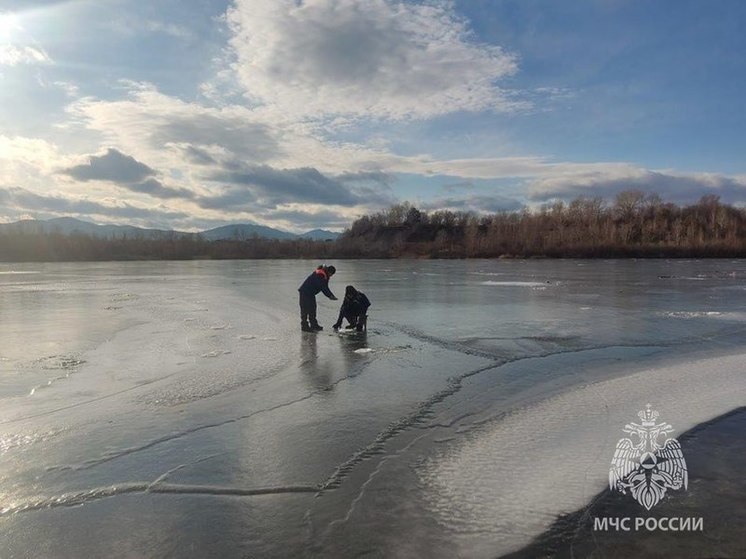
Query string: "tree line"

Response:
xmin=0 ymin=232 xmax=336 ymax=262
xmin=335 ymin=191 xmax=746 ymax=258
xmin=1 ymin=191 xmax=745 ymax=261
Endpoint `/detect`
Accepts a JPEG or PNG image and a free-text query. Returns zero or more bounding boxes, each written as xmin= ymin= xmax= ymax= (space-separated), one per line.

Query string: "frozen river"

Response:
xmin=1 ymin=259 xmax=745 ymax=557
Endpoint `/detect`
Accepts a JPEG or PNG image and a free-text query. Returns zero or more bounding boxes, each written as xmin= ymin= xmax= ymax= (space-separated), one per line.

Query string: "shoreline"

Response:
xmin=2 ymin=254 xmax=746 ymax=263
xmin=502 ymin=407 xmax=746 ymax=559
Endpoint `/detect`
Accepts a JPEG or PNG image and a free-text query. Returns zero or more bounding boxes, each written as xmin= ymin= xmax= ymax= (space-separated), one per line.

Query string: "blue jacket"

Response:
xmin=298 ymin=268 xmax=336 ymax=299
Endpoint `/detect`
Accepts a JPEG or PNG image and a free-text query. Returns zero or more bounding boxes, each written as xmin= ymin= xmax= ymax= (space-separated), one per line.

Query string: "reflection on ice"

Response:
xmin=416 ymin=353 xmax=746 ymax=556
xmin=1 ymin=260 xmax=745 ymax=557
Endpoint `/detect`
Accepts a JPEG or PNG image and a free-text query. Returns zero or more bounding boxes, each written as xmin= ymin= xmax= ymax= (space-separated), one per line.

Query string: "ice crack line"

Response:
xmin=0 ymin=483 xmax=319 ymax=516
xmin=377 ymin=321 xmax=504 ymax=360
xmin=61 ymin=391 xmax=320 ymax=471
xmin=316 ymin=362 xmax=501 ymax=492
xmin=58 ymin=354 xmax=378 ymax=471
xmin=315 ymin=341 xmax=679 ymax=493
xmin=0 ymin=370 xmax=184 ymax=426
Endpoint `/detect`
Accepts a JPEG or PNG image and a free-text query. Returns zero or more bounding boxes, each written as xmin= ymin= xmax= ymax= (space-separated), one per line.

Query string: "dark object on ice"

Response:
xmin=298 ymin=265 xmax=337 ymax=331
xmin=333 ymin=285 xmax=371 ymax=332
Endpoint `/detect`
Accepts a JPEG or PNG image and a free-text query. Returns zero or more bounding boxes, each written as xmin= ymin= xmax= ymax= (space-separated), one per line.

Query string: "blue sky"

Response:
xmin=1 ymin=0 xmax=744 ymax=232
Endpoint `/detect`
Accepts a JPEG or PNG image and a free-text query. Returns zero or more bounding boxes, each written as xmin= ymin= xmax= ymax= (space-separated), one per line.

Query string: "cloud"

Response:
xmin=421 ymin=194 xmax=525 ymax=214
xmin=60 ymin=148 xmax=196 ymax=201
xmin=260 ymin=207 xmax=353 ymax=231
xmin=0 ymin=10 xmax=53 ymax=66
xmin=528 ymin=168 xmax=746 ymax=205
xmin=181 ymin=145 xmax=217 ymax=166
xmin=126 ymin=178 xmax=195 ymax=200
xmin=0 ymin=1 xmax=78 ymax=8
xmin=0 ymin=44 xmax=51 ymax=66
xmin=103 ymin=17 xmax=194 ymax=40
xmin=151 ymin=112 xmax=280 ymax=161
xmin=0 ymin=134 xmax=60 ymax=167
xmin=62 ymin=148 xmax=156 ymax=183
xmin=67 ymin=86 xmax=281 ymax=167
xmin=386 ymin=155 xmax=556 ymax=179
xmin=225 ymin=0 xmax=520 ymax=120
xmin=335 ymin=170 xmax=393 ymax=185
xmin=0 ymin=186 xmax=189 ymax=222
xmin=441 ymin=181 xmax=475 ymax=193
xmin=143 ymin=20 xmax=192 ymax=39
xmin=205 ymin=164 xmax=395 ymax=209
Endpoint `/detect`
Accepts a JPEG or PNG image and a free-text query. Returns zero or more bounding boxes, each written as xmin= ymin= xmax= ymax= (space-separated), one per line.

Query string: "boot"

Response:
xmin=301 ymin=322 xmax=313 ymax=332
xmin=311 ymin=323 xmax=324 ymax=331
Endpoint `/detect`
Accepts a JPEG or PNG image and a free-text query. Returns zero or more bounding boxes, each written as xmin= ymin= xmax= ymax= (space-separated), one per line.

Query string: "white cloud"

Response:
xmin=0 ymin=11 xmax=52 ymax=66
xmin=143 ymin=20 xmax=192 ymax=39
xmin=420 ymin=193 xmax=524 ymax=213
xmin=0 ymin=135 xmax=64 ymax=186
xmin=528 ymin=167 xmax=746 ymax=205
xmin=0 ymin=185 xmax=190 ymax=226
xmin=62 ymin=81 xmax=746 ymax=213
xmin=53 ymin=80 xmax=80 ymax=98
xmin=65 ymin=84 xmax=280 ymax=175
xmin=225 ymin=0 xmax=520 ymax=120
xmin=0 ymin=44 xmax=51 ymax=65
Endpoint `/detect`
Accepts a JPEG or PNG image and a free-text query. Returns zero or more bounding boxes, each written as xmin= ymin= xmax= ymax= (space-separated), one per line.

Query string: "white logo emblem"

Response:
xmin=609 ymin=405 xmax=688 ymax=510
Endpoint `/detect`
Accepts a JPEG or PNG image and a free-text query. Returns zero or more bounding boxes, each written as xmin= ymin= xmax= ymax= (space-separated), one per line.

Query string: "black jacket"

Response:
xmin=334 ymin=291 xmax=370 ymax=325
xmin=298 ymin=268 xmax=335 ymax=299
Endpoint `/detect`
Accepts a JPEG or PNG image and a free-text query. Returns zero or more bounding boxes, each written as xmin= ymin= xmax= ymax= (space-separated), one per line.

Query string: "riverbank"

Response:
xmin=504 ymin=407 xmax=746 ymax=559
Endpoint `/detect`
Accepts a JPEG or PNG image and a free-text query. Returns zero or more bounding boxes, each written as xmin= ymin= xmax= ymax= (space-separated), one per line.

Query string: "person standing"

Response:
xmin=298 ymin=265 xmax=337 ymax=332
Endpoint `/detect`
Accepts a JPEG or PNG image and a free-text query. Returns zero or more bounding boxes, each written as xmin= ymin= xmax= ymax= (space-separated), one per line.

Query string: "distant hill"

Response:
xmin=0 ymin=218 xmax=340 ymax=241
xmin=0 ymin=217 xmax=179 ymax=239
xmin=297 ymin=229 xmax=340 ymax=241
xmin=199 ymin=223 xmax=295 ymax=241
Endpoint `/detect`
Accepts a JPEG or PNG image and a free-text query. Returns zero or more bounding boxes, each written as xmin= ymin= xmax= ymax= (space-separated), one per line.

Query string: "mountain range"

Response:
xmin=0 ymin=217 xmax=340 ymax=241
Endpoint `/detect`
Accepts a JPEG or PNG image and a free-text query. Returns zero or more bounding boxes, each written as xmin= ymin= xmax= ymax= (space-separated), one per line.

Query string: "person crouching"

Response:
xmin=298 ymin=265 xmax=337 ymax=332
xmin=333 ymin=285 xmax=371 ymax=332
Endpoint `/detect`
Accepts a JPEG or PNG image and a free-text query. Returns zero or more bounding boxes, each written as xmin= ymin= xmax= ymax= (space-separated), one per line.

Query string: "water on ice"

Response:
xmin=1 ymin=259 xmax=745 ymax=557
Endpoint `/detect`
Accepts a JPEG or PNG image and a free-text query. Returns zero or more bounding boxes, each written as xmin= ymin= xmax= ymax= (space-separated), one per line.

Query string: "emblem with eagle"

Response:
xmin=609 ymin=405 xmax=688 ymax=510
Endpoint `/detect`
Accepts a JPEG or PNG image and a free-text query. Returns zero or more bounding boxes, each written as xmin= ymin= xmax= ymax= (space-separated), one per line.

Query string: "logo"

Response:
xmin=609 ymin=405 xmax=688 ymax=510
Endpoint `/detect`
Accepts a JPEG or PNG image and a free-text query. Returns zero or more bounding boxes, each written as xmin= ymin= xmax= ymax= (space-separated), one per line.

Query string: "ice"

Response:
xmin=415 ymin=352 xmax=746 ymax=556
xmin=0 ymin=259 xmax=745 ymax=557
xmin=479 ymin=280 xmax=549 ymax=287
xmin=659 ymin=310 xmax=723 ymax=318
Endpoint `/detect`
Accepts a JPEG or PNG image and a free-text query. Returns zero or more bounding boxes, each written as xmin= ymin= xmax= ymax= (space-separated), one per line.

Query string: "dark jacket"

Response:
xmin=334 ymin=287 xmax=370 ymax=327
xmin=343 ymin=291 xmax=370 ymax=315
xmin=298 ymin=267 xmax=335 ymax=299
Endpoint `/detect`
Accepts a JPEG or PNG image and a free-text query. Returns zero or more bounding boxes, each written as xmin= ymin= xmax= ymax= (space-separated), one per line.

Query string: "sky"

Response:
xmin=0 ymin=0 xmax=745 ymax=232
